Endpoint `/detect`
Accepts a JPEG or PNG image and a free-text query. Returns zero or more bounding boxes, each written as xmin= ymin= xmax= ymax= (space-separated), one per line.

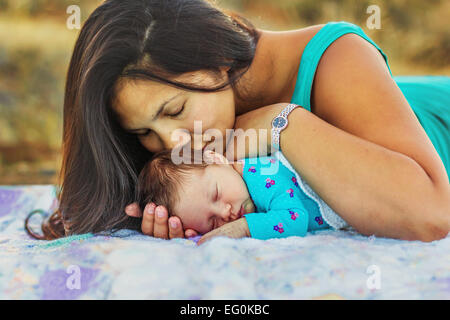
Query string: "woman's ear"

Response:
xmin=203 ymin=150 xmax=229 ymax=165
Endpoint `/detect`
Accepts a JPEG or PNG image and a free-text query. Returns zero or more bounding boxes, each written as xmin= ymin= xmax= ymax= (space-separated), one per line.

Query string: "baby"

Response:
xmin=136 ymin=149 xmax=331 ymax=243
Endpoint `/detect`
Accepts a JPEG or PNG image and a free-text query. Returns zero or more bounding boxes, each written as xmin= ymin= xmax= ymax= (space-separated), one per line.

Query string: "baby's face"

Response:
xmin=173 ymin=162 xmax=256 ymax=234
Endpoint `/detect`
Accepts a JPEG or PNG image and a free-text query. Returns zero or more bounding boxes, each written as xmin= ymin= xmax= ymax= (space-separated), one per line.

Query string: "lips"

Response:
xmin=238 ymin=204 xmax=245 ymax=217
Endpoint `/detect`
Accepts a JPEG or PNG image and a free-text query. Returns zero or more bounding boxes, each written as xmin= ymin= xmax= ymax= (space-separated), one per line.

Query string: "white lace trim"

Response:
xmin=274 ymin=151 xmax=348 ymax=230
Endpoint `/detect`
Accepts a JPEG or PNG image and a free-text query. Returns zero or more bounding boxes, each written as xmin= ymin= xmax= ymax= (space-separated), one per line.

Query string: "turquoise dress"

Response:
xmin=290 ymin=21 xmax=450 ymax=183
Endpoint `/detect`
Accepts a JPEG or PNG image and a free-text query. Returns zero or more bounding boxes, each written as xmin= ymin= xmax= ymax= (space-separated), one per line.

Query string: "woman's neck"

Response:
xmin=233 ymin=28 xmax=304 ymax=115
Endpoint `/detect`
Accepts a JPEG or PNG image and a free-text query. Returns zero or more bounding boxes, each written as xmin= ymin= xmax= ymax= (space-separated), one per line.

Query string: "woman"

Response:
xmin=28 ymin=0 xmax=449 ymax=241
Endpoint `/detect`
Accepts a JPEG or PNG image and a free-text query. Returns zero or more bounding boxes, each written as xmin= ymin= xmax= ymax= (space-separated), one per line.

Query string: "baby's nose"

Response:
xmin=219 ymin=203 xmax=232 ymax=222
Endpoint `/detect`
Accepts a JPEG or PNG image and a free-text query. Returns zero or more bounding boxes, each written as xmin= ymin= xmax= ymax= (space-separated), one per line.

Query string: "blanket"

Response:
xmin=0 ymin=185 xmax=449 ymax=299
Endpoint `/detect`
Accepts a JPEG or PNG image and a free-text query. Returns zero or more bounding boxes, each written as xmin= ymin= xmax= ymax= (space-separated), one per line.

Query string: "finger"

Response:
xmin=168 ymin=216 xmax=184 ymax=239
xmin=153 ymin=205 xmax=169 ymax=239
xmin=197 ymin=230 xmax=221 ymax=245
xmin=125 ymin=202 xmax=142 ymax=218
xmin=141 ymin=203 xmax=156 ymax=236
xmin=197 ymin=235 xmax=210 ymax=246
xmin=185 ymin=229 xmax=199 ymax=238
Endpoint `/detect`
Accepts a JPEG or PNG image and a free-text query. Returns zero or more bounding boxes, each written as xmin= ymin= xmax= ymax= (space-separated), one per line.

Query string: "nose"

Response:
xmin=163 ymin=128 xmax=211 ymax=151
xmin=161 ymin=128 xmax=191 ymax=150
xmin=217 ymin=203 xmax=232 ymax=222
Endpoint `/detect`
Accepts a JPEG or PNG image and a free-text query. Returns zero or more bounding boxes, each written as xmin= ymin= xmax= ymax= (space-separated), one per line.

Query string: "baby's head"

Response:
xmin=137 ymin=149 xmax=255 ymax=234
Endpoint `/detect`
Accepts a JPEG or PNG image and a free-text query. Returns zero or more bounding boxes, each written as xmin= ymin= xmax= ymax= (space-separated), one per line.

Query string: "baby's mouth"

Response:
xmin=230 ymin=198 xmax=255 ymax=221
xmin=240 ymin=198 xmax=255 ymax=216
xmin=238 ymin=205 xmax=245 ymax=217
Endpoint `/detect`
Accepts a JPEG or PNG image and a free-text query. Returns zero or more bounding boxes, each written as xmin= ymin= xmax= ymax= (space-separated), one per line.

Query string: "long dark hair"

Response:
xmin=25 ymin=0 xmax=261 ymax=239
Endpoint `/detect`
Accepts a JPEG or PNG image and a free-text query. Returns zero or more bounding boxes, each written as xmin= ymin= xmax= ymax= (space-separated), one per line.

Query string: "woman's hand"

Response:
xmin=125 ymin=202 xmax=199 ymax=239
xmin=226 ymin=103 xmax=290 ymax=161
xmin=197 ymin=218 xmax=250 ymax=245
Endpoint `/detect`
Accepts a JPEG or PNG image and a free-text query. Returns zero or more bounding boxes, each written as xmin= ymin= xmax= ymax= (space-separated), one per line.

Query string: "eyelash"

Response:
xmin=215 ymin=184 xmax=219 ymax=201
xmin=169 ymin=103 xmax=185 ymax=118
xmin=137 ymin=129 xmax=152 ymax=137
xmin=136 ymin=103 xmax=185 ymax=137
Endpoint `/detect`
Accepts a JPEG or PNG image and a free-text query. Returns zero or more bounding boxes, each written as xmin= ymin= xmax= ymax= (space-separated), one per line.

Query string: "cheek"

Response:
xmin=190 ymin=92 xmax=235 ymax=130
xmin=177 ymin=209 xmax=211 ymax=233
xmin=191 ymin=108 xmax=234 ymax=153
xmin=232 ymin=178 xmax=250 ymax=200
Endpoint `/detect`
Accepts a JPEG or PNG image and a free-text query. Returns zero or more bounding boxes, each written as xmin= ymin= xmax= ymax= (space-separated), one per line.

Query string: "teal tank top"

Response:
xmin=290 ymin=21 xmax=450 ymax=182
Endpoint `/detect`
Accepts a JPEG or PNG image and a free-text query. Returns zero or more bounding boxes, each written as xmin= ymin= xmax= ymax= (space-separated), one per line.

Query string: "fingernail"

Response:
xmin=170 ymin=220 xmax=178 ymax=229
xmin=156 ymin=207 xmax=165 ymax=218
xmin=146 ymin=203 xmax=155 ymax=215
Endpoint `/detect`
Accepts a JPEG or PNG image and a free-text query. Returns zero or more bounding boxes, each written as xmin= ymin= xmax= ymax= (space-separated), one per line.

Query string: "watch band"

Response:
xmin=271 ymin=103 xmax=300 ymax=151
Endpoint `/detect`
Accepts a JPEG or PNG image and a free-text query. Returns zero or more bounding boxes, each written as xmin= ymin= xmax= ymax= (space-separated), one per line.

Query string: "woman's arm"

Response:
xmin=282 ymin=107 xmax=449 ymax=242
xmin=232 ymin=35 xmax=450 ymax=242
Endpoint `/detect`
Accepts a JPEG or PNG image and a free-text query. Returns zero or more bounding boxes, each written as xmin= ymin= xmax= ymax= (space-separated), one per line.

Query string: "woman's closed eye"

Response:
xmin=168 ymin=103 xmax=185 ymax=118
xmin=137 ymin=129 xmax=152 ymax=137
xmin=134 ymin=103 xmax=185 ymax=137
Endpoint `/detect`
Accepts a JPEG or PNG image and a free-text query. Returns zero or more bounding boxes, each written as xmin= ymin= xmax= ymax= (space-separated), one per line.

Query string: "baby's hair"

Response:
xmin=137 ymin=149 xmax=210 ymax=217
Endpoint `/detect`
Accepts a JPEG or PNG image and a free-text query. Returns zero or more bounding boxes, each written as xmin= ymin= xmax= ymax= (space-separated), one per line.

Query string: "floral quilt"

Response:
xmin=0 ymin=185 xmax=449 ymax=299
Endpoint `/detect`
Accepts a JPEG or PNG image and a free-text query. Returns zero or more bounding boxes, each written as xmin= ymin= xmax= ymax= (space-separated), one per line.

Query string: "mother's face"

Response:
xmin=111 ymin=69 xmax=235 ymax=154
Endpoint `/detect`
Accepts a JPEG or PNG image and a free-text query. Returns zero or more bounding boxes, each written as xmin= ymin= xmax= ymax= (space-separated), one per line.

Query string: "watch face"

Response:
xmin=272 ymin=116 xmax=287 ymax=129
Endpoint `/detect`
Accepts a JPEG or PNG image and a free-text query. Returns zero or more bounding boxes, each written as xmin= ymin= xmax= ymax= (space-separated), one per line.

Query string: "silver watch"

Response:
xmin=271 ymin=103 xmax=300 ymax=151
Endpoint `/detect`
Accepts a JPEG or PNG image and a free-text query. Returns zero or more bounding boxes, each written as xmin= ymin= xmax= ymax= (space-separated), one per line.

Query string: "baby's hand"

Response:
xmin=197 ymin=218 xmax=250 ymax=245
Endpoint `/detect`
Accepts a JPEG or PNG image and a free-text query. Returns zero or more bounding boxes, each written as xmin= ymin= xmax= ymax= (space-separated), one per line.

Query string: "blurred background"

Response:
xmin=1 ymin=0 xmax=449 ymax=185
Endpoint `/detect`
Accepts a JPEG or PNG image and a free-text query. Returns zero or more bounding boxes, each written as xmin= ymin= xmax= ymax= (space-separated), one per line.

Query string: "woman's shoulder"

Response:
xmin=262 ymin=24 xmax=327 ymax=104
xmin=311 ymin=31 xmax=391 ymax=120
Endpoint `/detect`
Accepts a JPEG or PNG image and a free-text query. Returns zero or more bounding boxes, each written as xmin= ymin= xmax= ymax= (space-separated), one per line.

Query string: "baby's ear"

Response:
xmin=203 ymin=150 xmax=229 ymax=165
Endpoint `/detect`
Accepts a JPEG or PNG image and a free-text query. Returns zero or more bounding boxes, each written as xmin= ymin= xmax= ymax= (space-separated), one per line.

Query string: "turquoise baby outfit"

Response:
xmin=243 ymin=156 xmax=330 ymax=240
xmin=290 ymin=21 xmax=450 ymax=182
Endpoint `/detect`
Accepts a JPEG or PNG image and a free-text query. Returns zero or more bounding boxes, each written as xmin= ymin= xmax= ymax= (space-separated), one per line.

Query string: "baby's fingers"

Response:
xmin=197 ymin=228 xmax=223 ymax=245
xmin=197 ymin=233 xmax=214 ymax=246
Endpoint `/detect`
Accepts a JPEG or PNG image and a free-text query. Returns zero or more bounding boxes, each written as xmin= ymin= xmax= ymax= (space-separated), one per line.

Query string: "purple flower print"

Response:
xmin=269 ymin=158 xmax=276 ymax=164
xmin=286 ymin=188 xmax=294 ymax=198
xmin=248 ymin=166 xmax=256 ymax=173
xmin=291 ymin=176 xmax=299 ymax=187
xmin=289 ymin=210 xmax=299 ymax=220
xmin=315 ymin=216 xmax=324 ymax=225
xmin=265 ymin=178 xmax=275 ymax=188
xmin=273 ymin=223 xmax=284 ymax=234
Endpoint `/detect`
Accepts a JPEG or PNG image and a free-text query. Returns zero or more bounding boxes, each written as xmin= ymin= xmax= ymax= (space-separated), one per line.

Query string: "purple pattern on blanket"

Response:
xmin=39 ymin=267 xmax=99 ymax=300
xmin=0 ymin=189 xmax=23 ymax=217
xmin=188 ymin=235 xmax=202 ymax=244
xmin=1 ymin=185 xmax=449 ymax=299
